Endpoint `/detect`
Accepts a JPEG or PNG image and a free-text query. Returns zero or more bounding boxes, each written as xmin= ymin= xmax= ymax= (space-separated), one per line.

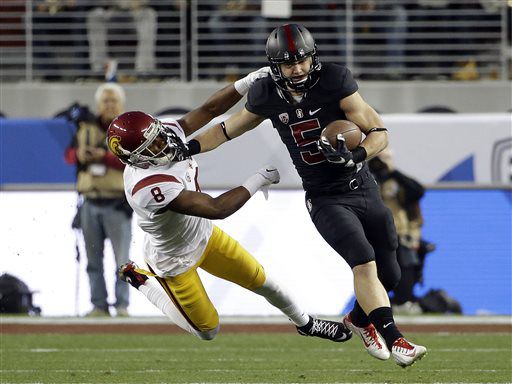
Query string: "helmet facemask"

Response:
xmin=269 ymin=53 xmax=321 ymax=93
xmin=126 ymin=120 xmax=187 ymax=168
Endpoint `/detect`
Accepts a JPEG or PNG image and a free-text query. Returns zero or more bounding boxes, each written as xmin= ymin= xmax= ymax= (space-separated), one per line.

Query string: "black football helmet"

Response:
xmin=266 ymin=24 xmax=321 ymax=92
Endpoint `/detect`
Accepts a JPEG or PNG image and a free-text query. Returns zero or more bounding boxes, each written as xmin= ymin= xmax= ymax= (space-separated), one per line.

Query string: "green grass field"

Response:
xmin=1 ymin=332 xmax=511 ymax=383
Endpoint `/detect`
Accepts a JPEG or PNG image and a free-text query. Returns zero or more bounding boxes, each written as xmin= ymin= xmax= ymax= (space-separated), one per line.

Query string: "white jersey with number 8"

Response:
xmin=123 ymin=118 xmax=212 ymax=277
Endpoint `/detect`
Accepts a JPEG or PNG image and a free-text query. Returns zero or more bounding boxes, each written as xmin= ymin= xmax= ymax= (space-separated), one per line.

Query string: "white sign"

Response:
xmin=262 ymin=0 xmax=292 ymax=19
xmin=1 ymin=191 xmax=353 ymax=317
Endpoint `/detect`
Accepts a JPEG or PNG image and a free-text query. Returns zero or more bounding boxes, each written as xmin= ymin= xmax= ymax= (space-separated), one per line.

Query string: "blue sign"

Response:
xmin=0 ymin=118 xmax=76 ymax=185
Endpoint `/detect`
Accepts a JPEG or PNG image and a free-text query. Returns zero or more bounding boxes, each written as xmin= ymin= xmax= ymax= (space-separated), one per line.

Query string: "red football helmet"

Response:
xmin=107 ymin=111 xmax=188 ymax=168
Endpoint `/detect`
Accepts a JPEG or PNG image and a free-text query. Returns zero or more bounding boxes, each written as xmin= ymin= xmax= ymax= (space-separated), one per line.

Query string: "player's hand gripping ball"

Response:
xmin=321 ymin=120 xmax=362 ymax=150
xmin=317 ymin=120 xmax=362 ymax=167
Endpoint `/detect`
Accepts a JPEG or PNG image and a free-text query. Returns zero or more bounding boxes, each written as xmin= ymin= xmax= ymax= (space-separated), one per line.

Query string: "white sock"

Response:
xmin=253 ymin=275 xmax=309 ymax=327
xmin=139 ymin=279 xmax=199 ymax=336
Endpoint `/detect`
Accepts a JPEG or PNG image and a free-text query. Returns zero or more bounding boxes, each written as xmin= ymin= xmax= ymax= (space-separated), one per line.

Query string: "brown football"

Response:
xmin=321 ymin=120 xmax=362 ymax=150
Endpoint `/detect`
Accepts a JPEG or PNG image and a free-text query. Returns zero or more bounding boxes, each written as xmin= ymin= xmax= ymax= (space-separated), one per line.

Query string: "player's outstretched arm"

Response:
xmin=187 ymin=107 xmax=265 ymax=156
xmin=178 ymin=67 xmax=269 ymax=137
xmin=165 ymin=166 xmax=279 ymax=220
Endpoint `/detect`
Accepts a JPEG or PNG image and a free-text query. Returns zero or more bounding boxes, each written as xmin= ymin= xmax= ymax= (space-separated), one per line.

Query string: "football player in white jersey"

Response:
xmin=107 ymin=106 xmax=352 ymax=342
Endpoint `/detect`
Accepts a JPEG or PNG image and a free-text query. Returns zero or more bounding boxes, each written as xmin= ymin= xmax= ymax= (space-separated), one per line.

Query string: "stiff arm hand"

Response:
xmin=234 ymin=67 xmax=271 ymax=96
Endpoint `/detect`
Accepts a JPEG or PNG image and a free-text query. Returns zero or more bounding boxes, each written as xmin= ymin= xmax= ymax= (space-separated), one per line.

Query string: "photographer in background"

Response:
xmin=368 ymin=149 xmax=429 ymax=315
xmin=64 ymin=83 xmax=132 ymax=317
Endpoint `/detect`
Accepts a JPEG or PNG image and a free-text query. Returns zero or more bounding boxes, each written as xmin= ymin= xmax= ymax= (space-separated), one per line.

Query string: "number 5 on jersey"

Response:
xmin=290 ymin=119 xmax=325 ymax=165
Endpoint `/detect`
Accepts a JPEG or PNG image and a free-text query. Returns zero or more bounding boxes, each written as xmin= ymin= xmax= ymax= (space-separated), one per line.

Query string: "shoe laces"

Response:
xmin=362 ymin=325 xmax=382 ymax=347
xmin=310 ymin=319 xmax=339 ymax=338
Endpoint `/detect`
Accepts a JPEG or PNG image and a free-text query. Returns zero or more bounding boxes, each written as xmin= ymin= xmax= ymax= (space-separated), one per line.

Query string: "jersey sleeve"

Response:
xmin=130 ymin=174 xmax=184 ymax=213
xmin=339 ymin=67 xmax=359 ymax=99
xmin=245 ymin=77 xmax=273 ymax=117
xmin=320 ymin=63 xmax=359 ymax=100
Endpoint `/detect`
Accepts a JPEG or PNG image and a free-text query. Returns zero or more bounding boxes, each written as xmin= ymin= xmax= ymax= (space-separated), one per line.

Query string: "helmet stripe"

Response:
xmin=283 ymin=24 xmax=296 ymax=53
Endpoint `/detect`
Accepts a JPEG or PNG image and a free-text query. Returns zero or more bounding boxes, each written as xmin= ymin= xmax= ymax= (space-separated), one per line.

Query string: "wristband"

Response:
xmin=187 ymin=139 xmax=201 ymax=156
xmin=351 ymin=146 xmax=367 ymax=163
xmin=242 ymin=173 xmax=265 ymax=196
xmin=220 ymin=121 xmax=232 ymax=141
xmin=368 ymin=127 xmax=388 ymax=133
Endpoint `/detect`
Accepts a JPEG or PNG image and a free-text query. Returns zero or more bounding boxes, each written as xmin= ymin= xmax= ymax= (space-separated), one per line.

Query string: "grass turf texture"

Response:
xmin=1 ymin=333 xmax=511 ymax=383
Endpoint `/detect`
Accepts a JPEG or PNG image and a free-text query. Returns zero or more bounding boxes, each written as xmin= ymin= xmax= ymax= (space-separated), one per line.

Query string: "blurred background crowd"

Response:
xmin=1 ymin=0 xmax=511 ymax=83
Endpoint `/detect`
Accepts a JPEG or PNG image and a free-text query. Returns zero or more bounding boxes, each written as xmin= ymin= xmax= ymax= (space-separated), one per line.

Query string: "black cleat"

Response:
xmin=297 ymin=316 xmax=353 ymax=342
xmin=118 ymin=261 xmax=148 ymax=289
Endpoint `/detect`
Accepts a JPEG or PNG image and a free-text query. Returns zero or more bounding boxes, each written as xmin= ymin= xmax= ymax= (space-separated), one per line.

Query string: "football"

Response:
xmin=321 ymin=120 xmax=362 ymax=150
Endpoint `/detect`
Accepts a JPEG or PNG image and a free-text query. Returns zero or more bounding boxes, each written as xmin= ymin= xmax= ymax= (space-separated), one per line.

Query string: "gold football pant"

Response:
xmin=150 ymin=225 xmax=266 ymax=332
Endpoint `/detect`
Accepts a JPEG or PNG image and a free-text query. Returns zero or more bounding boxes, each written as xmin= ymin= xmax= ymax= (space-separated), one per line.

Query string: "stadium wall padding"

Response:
xmin=1 ymin=82 xmax=511 ymax=118
xmin=1 ymin=114 xmax=511 ymax=188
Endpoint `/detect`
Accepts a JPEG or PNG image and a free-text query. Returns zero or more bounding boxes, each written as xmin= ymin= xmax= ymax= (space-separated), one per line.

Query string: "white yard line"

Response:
xmin=14 ymin=347 xmax=511 ymax=353
xmin=1 ymin=315 xmax=511 ymax=325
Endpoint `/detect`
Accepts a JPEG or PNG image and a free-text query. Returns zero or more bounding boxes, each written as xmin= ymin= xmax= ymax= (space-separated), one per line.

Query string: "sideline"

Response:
xmin=2 ymin=315 xmax=510 ymax=334
xmin=1 ymin=314 xmax=511 ymax=325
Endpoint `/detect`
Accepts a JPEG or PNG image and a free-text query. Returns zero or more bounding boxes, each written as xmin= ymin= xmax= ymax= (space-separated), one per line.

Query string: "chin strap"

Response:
xmin=275 ymin=77 xmax=320 ymax=105
xmin=276 ymin=87 xmax=298 ymax=104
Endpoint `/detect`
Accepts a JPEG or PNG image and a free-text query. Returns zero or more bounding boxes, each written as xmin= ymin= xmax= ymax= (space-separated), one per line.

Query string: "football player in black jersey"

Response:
xmin=187 ymin=23 xmax=426 ymax=367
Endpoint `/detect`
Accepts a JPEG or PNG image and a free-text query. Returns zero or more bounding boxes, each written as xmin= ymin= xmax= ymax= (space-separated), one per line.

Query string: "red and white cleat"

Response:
xmin=118 ymin=261 xmax=148 ymax=289
xmin=343 ymin=313 xmax=390 ymax=360
xmin=391 ymin=337 xmax=427 ymax=367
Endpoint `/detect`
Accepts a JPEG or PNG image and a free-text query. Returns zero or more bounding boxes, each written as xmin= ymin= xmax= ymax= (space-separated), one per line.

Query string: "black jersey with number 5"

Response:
xmin=246 ymin=63 xmax=365 ymax=195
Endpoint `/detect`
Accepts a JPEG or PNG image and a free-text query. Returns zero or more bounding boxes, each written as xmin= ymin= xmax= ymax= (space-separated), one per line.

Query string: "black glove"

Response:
xmin=184 ymin=139 xmax=201 ymax=158
xmin=317 ymin=134 xmax=355 ymax=167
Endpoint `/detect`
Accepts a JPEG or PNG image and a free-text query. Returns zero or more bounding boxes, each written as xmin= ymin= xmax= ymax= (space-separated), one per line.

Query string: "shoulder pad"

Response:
xmin=317 ymin=63 xmax=358 ymax=99
xmin=318 ymin=63 xmax=350 ymax=90
xmin=247 ymin=76 xmax=274 ymax=109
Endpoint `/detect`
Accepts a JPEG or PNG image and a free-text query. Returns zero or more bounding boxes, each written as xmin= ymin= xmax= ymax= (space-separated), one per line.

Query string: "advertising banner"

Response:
xmin=1 ymin=114 xmax=510 ymax=189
